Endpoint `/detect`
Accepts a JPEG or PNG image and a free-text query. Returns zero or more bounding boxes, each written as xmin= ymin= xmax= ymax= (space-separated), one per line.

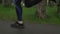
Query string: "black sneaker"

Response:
xmin=11 ymin=22 xmax=24 ymax=29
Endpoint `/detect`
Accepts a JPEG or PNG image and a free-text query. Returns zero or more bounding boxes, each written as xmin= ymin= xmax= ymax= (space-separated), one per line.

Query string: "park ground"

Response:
xmin=0 ymin=4 xmax=60 ymax=24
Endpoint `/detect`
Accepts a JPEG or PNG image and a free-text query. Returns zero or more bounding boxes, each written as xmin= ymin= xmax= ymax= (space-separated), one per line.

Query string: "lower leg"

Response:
xmin=11 ymin=0 xmax=24 ymax=28
xmin=16 ymin=6 xmax=23 ymax=24
xmin=15 ymin=0 xmax=23 ymax=24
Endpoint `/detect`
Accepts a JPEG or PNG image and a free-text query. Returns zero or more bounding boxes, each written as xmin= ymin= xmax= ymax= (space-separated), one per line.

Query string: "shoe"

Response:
xmin=11 ymin=22 xmax=24 ymax=29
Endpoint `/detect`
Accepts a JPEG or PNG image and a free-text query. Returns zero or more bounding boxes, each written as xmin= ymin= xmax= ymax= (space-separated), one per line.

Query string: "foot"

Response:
xmin=11 ymin=21 xmax=24 ymax=29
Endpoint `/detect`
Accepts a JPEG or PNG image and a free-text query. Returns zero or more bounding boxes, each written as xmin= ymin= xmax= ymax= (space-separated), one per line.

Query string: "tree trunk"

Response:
xmin=57 ymin=0 xmax=60 ymax=15
xmin=36 ymin=0 xmax=47 ymax=19
xmin=0 ymin=0 xmax=2 ymax=4
xmin=48 ymin=0 xmax=56 ymax=7
xmin=2 ymin=0 xmax=12 ymax=7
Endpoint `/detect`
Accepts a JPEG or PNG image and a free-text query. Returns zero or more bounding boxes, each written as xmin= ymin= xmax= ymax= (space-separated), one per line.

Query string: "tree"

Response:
xmin=36 ymin=0 xmax=47 ymax=19
xmin=2 ymin=0 xmax=12 ymax=7
xmin=0 ymin=0 xmax=2 ymax=4
xmin=48 ymin=0 xmax=56 ymax=7
xmin=57 ymin=0 xmax=60 ymax=15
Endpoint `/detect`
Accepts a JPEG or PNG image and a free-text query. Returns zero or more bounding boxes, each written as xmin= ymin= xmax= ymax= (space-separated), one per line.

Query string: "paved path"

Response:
xmin=0 ymin=20 xmax=60 ymax=34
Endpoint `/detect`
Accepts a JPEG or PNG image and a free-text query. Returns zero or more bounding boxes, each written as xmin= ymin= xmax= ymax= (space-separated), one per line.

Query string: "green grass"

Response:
xmin=0 ymin=4 xmax=60 ymax=24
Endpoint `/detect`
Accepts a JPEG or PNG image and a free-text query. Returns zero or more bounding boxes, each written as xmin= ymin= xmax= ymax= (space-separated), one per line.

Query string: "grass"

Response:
xmin=0 ymin=4 xmax=60 ymax=24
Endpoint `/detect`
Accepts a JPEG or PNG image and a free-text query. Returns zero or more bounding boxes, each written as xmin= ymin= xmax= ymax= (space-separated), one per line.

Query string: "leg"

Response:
xmin=15 ymin=0 xmax=22 ymax=21
xmin=11 ymin=0 xmax=24 ymax=29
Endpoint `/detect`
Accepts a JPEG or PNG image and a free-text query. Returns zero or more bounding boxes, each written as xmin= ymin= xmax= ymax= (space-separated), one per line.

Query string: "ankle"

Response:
xmin=18 ymin=21 xmax=23 ymax=24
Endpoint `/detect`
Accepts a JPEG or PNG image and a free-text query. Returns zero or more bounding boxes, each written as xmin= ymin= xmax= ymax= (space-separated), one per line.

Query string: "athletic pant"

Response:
xmin=14 ymin=0 xmax=22 ymax=21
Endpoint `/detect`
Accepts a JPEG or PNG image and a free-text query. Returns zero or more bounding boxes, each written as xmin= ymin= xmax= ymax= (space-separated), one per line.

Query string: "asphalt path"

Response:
xmin=0 ymin=20 xmax=60 ymax=34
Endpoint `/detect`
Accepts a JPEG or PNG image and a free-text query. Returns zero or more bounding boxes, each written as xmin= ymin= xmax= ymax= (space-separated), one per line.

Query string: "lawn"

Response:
xmin=0 ymin=4 xmax=60 ymax=24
